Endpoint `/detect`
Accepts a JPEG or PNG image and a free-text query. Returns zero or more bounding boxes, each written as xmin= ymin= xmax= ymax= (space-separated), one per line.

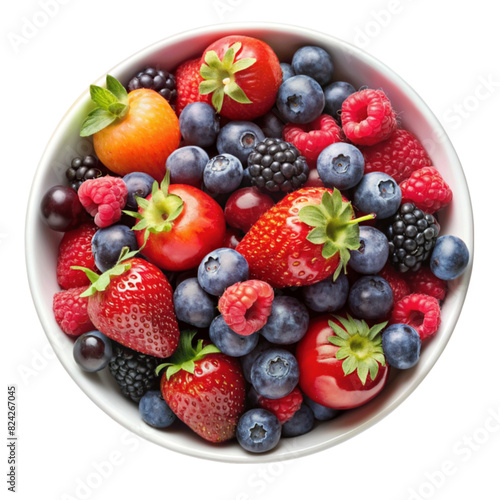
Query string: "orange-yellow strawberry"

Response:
xmin=236 ymin=187 xmax=373 ymax=288
xmin=80 ymin=75 xmax=180 ymax=182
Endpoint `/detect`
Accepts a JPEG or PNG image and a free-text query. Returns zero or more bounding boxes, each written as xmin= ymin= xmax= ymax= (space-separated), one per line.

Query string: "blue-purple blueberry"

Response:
xmin=349 ymin=225 xmax=389 ymax=274
xmin=216 ymin=121 xmax=265 ymax=165
xmin=430 ymin=235 xmax=470 ymax=280
xmin=282 ymin=403 xmax=315 ymax=437
xmin=91 ymin=224 xmax=138 ymax=272
xmin=203 ymin=154 xmax=243 ymax=194
xmin=348 ymin=275 xmax=393 ymax=320
xmin=123 ymin=172 xmax=155 ymax=211
xmin=166 ymin=145 xmax=209 ymax=188
xmin=301 ymin=272 xmax=349 ymax=313
xmin=236 ymin=408 xmax=282 ymax=453
xmin=382 ymin=324 xmax=421 ymax=369
xmin=172 ymin=277 xmax=216 ymax=328
xmin=323 ymin=81 xmax=357 ymax=120
xmin=291 ymin=46 xmax=334 ymax=86
xmin=179 ymin=102 xmax=220 ymax=147
xmin=139 ymin=390 xmax=176 ymax=428
xmin=209 ymin=315 xmax=259 ymax=357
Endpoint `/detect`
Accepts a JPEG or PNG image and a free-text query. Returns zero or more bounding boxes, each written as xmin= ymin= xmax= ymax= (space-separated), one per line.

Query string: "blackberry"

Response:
xmin=65 ymin=155 xmax=108 ymax=192
xmin=386 ymin=202 xmax=439 ymax=272
xmin=107 ymin=344 xmax=164 ymax=403
xmin=247 ymin=138 xmax=309 ymax=192
xmin=127 ymin=67 xmax=177 ymax=103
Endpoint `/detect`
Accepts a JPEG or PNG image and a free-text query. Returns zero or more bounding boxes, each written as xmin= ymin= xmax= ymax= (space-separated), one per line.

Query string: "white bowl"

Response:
xmin=25 ymin=22 xmax=474 ymax=463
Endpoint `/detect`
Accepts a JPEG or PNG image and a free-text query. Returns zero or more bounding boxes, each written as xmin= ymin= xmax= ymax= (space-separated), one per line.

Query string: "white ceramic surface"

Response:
xmin=25 ymin=22 xmax=474 ymax=463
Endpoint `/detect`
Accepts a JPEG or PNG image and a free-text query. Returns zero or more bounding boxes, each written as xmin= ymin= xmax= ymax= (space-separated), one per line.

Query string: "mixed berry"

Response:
xmin=41 ymin=34 xmax=470 ymax=454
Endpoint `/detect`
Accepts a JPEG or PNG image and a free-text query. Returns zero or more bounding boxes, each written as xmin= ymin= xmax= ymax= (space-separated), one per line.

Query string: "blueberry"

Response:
xmin=179 ymin=102 xmax=220 ymax=147
xmin=280 ymin=62 xmax=295 ymax=82
xmin=276 ymin=75 xmax=325 ymax=124
xmin=91 ymin=224 xmax=138 ymax=272
xmin=260 ymin=296 xmax=309 ymax=345
xmin=382 ymin=323 xmax=421 ymax=369
xmin=122 ymin=172 xmax=155 ymax=211
xmin=353 ymin=171 xmax=402 ymax=219
xmin=73 ymin=330 xmax=113 ymax=372
xmin=303 ymin=395 xmax=341 ymax=421
xmin=138 ymin=390 xmax=176 ymax=428
xmin=291 ymin=46 xmax=334 ymax=86
xmin=348 ymin=275 xmax=393 ymax=320
xmin=250 ymin=348 xmax=300 ymax=399
xmin=197 ymin=248 xmax=249 ymax=296
xmin=172 ymin=277 xmax=216 ymax=328
xmin=203 ymin=154 xmax=243 ymax=194
xmin=236 ymin=408 xmax=282 ymax=453
xmin=256 ymin=110 xmax=285 ymax=138
xmin=430 ymin=235 xmax=470 ymax=280
xmin=349 ymin=226 xmax=389 ymax=274
xmin=166 ymin=145 xmax=209 ymax=188
xmin=209 ymin=315 xmax=259 ymax=357
xmin=282 ymin=403 xmax=315 ymax=437
xmin=316 ymin=142 xmax=365 ymax=190
xmin=216 ymin=121 xmax=265 ymax=166
xmin=323 ymin=81 xmax=356 ymax=120
xmin=241 ymin=337 xmax=273 ymax=383
xmin=301 ymin=272 xmax=349 ymax=313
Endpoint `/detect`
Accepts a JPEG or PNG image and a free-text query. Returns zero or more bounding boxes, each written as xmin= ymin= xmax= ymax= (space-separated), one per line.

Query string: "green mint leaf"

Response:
xmin=89 ymin=84 xmax=118 ymax=109
xmin=108 ymin=102 xmax=128 ymax=117
xmin=106 ymin=75 xmax=128 ymax=104
xmin=80 ymin=108 xmax=116 ymax=137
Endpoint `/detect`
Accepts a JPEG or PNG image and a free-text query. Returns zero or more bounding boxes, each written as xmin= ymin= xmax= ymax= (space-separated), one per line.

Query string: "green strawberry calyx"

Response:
xmin=80 ymin=75 xmax=130 ymax=137
xmin=123 ymin=171 xmax=184 ymax=246
xmin=328 ymin=314 xmax=387 ymax=385
xmin=199 ymin=41 xmax=256 ymax=113
xmin=155 ymin=331 xmax=221 ymax=380
xmin=298 ymin=188 xmax=375 ymax=280
xmin=72 ymin=246 xmax=140 ymax=297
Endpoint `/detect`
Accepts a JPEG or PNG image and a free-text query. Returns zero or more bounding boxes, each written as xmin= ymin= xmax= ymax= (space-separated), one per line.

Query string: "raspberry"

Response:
xmin=218 ymin=280 xmax=274 ymax=336
xmin=78 ymin=176 xmax=128 ymax=228
xmin=53 ymin=286 xmax=94 ymax=337
xmin=400 ymin=166 xmax=453 ymax=214
xmin=174 ymin=57 xmax=210 ymax=116
xmin=56 ymin=222 xmax=99 ymax=289
xmin=257 ymin=387 xmax=303 ymax=423
xmin=406 ymin=266 xmax=447 ymax=301
xmin=360 ymin=129 xmax=432 ymax=183
xmin=390 ymin=293 xmax=441 ymax=341
xmin=378 ymin=264 xmax=411 ymax=304
xmin=341 ymin=89 xmax=397 ymax=146
xmin=283 ymin=114 xmax=342 ymax=166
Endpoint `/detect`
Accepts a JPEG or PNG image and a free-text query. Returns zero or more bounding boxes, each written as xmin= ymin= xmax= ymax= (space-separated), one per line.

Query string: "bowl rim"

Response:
xmin=25 ymin=21 xmax=474 ymax=463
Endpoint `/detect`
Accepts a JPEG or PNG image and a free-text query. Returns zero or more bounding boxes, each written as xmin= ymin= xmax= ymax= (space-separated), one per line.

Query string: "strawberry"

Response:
xmin=157 ymin=331 xmax=246 ymax=443
xmin=236 ymin=187 xmax=373 ymax=288
xmin=74 ymin=248 xmax=179 ymax=357
xmin=199 ymin=36 xmax=282 ymax=120
xmin=174 ymin=57 xmax=210 ymax=116
xmin=80 ymin=75 xmax=180 ymax=182
xmin=56 ymin=221 xmax=99 ymax=290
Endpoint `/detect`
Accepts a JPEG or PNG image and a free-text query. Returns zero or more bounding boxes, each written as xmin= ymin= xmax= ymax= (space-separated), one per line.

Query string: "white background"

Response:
xmin=2 ymin=1 xmax=499 ymax=499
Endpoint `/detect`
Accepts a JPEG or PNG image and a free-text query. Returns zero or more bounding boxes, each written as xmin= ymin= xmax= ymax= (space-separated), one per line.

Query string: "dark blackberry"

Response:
xmin=107 ymin=344 xmax=164 ymax=403
xmin=65 ymin=155 xmax=108 ymax=192
xmin=127 ymin=67 xmax=177 ymax=103
xmin=386 ymin=202 xmax=439 ymax=273
xmin=247 ymin=138 xmax=309 ymax=192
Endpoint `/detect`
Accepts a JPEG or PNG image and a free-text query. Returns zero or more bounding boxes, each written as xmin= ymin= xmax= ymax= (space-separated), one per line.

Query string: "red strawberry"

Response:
xmin=74 ymin=249 xmax=179 ymax=357
xmin=174 ymin=57 xmax=210 ymax=116
xmin=236 ymin=187 xmax=373 ymax=288
xmin=56 ymin=221 xmax=99 ymax=290
xmin=199 ymin=36 xmax=282 ymax=120
xmin=158 ymin=332 xmax=246 ymax=443
xmin=53 ymin=286 xmax=94 ymax=337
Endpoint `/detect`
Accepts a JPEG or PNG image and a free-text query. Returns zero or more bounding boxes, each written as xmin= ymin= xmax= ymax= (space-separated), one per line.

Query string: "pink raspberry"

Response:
xmin=360 ymin=129 xmax=433 ymax=183
xmin=283 ymin=114 xmax=342 ymax=166
xmin=78 ymin=176 xmax=127 ymax=227
xmin=378 ymin=264 xmax=411 ymax=304
xmin=53 ymin=286 xmax=94 ymax=337
xmin=218 ymin=280 xmax=274 ymax=336
xmin=407 ymin=266 xmax=447 ymax=301
xmin=390 ymin=293 xmax=441 ymax=341
xmin=341 ymin=89 xmax=397 ymax=146
xmin=400 ymin=166 xmax=453 ymax=214
xmin=257 ymin=387 xmax=303 ymax=423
